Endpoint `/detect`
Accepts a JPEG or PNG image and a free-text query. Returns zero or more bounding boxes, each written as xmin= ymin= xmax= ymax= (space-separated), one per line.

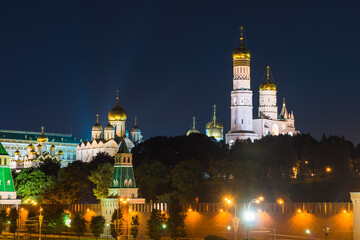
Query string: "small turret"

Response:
xmin=91 ymin=114 xmax=103 ymax=140
xmin=187 ymin=116 xmax=200 ymax=136
xmin=131 ymin=117 xmax=142 ymax=143
xmin=280 ymin=98 xmax=288 ymax=119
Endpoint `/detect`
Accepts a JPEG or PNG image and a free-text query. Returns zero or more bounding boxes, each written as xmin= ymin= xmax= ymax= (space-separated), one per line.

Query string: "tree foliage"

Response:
xmin=88 ymin=163 xmax=113 ymax=199
xmin=0 ymin=210 xmax=7 ymax=235
xmin=130 ymin=215 xmax=140 ymax=239
xmin=72 ymin=213 xmax=87 ymax=239
xmin=110 ymin=209 xmax=124 ymax=239
xmin=168 ymin=202 xmax=186 ymax=240
xmin=90 ymin=215 xmax=106 ymax=240
xmin=147 ymin=209 xmax=167 ymax=240
xmin=8 ymin=208 xmax=18 ymax=236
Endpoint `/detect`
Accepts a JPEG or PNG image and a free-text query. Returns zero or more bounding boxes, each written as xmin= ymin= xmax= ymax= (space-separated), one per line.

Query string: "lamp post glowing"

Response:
xmin=305 ymin=229 xmax=310 ymax=240
xmin=323 ymin=227 xmax=329 ymax=240
xmin=224 ymin=198 xmax=239 ymax=240
xmin=245 ymin=197 xmax=264 ymax=240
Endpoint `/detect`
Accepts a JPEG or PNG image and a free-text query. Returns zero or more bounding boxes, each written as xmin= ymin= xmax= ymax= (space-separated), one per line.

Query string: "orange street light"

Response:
xmin=297 ymin=209 xmax=302 ymax=213
xmin=277 ymin=199 xmax=284 ymax=205
xmin=326 ymin=167 xmax=332 ymax=173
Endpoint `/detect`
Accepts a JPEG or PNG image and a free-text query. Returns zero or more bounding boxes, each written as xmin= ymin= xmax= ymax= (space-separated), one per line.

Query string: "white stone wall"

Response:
xmin=259 ymin=90 xmax=278 ymax=120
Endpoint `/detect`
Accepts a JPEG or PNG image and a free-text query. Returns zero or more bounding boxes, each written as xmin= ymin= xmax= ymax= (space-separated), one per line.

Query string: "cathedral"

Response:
xmin=76 ymin=93 xmax=142 ymax=162
xmin=187 ymin=27 xmax=298 ymax=143
xmin=225 ymin=27 xmax=298 ymax=144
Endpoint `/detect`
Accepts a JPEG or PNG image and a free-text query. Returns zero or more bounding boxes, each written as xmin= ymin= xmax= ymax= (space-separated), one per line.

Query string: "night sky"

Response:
xmin=1 ymin=1 xmax=360 ymax=143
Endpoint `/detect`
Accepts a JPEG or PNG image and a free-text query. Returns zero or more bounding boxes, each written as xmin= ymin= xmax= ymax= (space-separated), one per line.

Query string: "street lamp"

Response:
xmin=245 ymin=197 xmax=264 ymax=240
xmin=323 ymin=227 xmax=329 ymax=240
xmin=224 ymin=198 xmax=239 ymax=240
xmin=305 ymin=229 xmax=311 ymax=240
xmin=24 ymin=198 xmax=43 ymax=240
xmin=106 ymin=223 xmax=110 ymax=240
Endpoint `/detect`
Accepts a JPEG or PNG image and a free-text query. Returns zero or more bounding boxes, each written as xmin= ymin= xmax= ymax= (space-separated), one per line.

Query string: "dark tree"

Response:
xmin=0 ymin=210 xmax=7 ymax=235
xmin=89 ymin=152 xmax=114 ymax=170
xmin=44 ymin=208 xmax=67 ymax=237
xmin=147 ymin=209 xmax=167 ymax=240
xmin=89 ymin=163 xmax=114 ymax=199
xmin=39 ymin=158 xmax=61 ymax=177
xmin=8 ymin=208 xmax=18 ymax=237
xmin=72 ymin=213 xmax=87 ymax=239
xmin=90 ymin=215 xmax=106 ymax=240
xmin=130 ymin=215 xmax=140 ymax=239
xmin=110 ymin=209 xmax=124 ymax=239
xmin=168 ymin=202 xmax=186 ymax=240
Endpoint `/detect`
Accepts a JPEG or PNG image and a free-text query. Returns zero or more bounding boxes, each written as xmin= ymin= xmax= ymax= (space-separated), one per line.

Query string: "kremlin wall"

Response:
xmin=0 ymin=201 xmax=354 ymax=239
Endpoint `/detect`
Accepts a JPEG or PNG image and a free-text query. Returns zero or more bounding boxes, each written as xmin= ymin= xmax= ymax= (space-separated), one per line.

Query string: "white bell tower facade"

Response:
xmin=226 ymin=27 xmax=259 ymax=144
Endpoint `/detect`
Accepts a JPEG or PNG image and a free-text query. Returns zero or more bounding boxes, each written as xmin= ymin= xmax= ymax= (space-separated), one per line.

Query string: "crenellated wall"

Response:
xmin=0 ymin=202 xmax=354 ymax=239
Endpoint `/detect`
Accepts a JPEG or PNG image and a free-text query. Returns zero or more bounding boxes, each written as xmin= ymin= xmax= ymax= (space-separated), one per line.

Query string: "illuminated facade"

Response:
xmin=0 ymin=127 xmax=78 ymax=169
xmin=76 ymin=93 xmax=143 ymax=162
xmin=225 ymin=27 xmax=298 ymax=144
xmin=0 ymin=142 xmax=21 ymax=204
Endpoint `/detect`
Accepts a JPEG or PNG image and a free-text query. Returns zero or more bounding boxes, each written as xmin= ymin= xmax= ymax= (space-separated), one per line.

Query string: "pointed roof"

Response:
xmin=280 ymin=98 xmax=288 ymax=119
xmin=0 ymin=143 xmax=8 ymax=156
xmin=117 ymin=138 xmax=129 ymax=153
xmin=187 ymin=116 xmax=200 ymax=136
xmin=206 ymin=105 xmax=223 ymax=129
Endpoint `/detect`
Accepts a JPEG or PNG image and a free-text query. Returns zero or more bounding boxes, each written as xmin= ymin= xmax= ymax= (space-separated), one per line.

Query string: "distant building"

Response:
xmin=0 ymin=127 xmax=79 ymax=169
xmin=0 ymin=142 xmax=21 ymax=204
xmin=76 ymin=93 xmax=143 ymax=162
xmin=226 ymin=27 xmax=298 ymax=144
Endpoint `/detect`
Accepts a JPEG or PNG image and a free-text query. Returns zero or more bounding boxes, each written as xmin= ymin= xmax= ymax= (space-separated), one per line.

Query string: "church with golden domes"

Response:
xmin=187 ymin=27 xmax=298 ymax=143
xmin=225 ymin=27 xmax=298 ymax=144
xmin=76 ymin=93 xmax=142 ymax=162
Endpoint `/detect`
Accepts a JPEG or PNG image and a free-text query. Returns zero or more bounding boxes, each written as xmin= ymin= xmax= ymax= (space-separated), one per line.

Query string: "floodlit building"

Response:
xmin=0 ymin=142 xmax=21 ymax=204
xmin=0 ymin=127 xmax=79 ymax=169
xmin=225 ymin=27 xmax=298 ymax=144
xmin=76 ymin=93 xmax=143 ymax=162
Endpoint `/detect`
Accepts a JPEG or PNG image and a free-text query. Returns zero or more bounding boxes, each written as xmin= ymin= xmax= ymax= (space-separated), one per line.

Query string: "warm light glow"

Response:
xmin=343 ymin=210 xmax=347 ymax=213
xmin=277 ymin=199 xmax=284 ymax=204
xmin=220 ymin=209 xmax=223 ymax=212
xmin=120 ymin=198 xmax=124 ymax=201
xmin=227 ymin=200 xmax=231 ymax=204
xmin=244 ymin=211 xmax=255 ymax=222
xmin=40 ymin=208 xmax=43 ymax=212
xmin=20 ymin=208 xmax=24 ymax=211
xmin=227 ymin=226 xmax=231 ymax=230
xmin=326 ymin=167 xmax=332 ymax=173
xmin=255 ymin=199 xmax=260 ymax=203
xmin=297 ymin=209 xmax=302 ymax=213
xmin=258 ymin=196 xmax=264 ymax=201
xmin=306 ymin=229 xmax=311 ymax=234
xmin=188 ymin=209 xmax=192 ymax=212
xmin=305 ymin=161 xmax=309 ymax=164
xmin=87 ymin=209 xmax=90 ymax=212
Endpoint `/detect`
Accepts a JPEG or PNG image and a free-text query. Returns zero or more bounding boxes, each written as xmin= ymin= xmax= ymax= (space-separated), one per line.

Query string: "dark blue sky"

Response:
xmin=1 ymin=1 xmax=360 ymax=143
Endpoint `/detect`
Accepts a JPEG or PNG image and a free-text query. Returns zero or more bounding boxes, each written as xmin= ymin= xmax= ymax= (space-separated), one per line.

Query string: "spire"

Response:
xmin=96 ymin=114 xmax=99 ymax=124
xmin=41 ymin=126 xmax=44 ymax=133
xmin=117 ymin=138 xmax=129 ymax=153
xmin=192 ymin=116 xmax=196 ymax=129
xmin=240 ymin=26 xmax=244 ymax=43
xmin=213 ymin=104 xmax=217 ymax=119
xmin=280 ymin=98 xmax=288 ymax=119
xmin=116 ymin=90 xmax=119 ymax=100
xmin=266 ymin=66 xmax=270 ymax=82
xmin=134 ymin=117 xmax=138 ymax=126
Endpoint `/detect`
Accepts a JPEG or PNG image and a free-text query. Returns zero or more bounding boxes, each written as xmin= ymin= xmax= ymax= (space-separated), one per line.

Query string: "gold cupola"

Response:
xmin=108 ymin=90 xmax=127 ymax=121
xmin=37 ymin=126 xmax=48 ymax=143
xmin=206 ymin=105 xmax=223 ymax=130
xmin=260 ymin=66 xmax=277 ymax=91
xmin=14 ymin=149 xmax=20 ymax=156
xmin=232 ymin=26 xmax=251 ymax=62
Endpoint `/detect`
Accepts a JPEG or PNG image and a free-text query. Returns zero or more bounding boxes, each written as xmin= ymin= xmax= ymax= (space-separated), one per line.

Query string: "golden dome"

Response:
xmin=207 ymin=127 xmax=222 ymax=139
xmin=206 ymin=105 xmax=223 ymax=130
xmin=108 ymin=98 xmax=127 ymax=121
xmin=92 ymin=114 xmax=103 ymax=131
xmin=259 ymin=66 xmax=276 ymax=91
xmin=30 ymin=149 xmax=35 ymax=155
xmin=50 ymin=144 xmax=55 ymax=150
xmin=28 ymin=143 xmax=34 ymax=149
xmin=260 ymin=82 xmax=277 ymax=91
xmin=37 ymin=126 xmax=48 ymax=143
xmin=14 ymin=149 xmax=20 ymax=156
xmin=37 ymin=144 xmax=42 ymax=149
xmin=232 ymin=26 xmax=251 ymax=60
xmin=58 ymin=150 xmax=63 ymax=156
xmin=187 ymin=116 xmax=200 ymax=136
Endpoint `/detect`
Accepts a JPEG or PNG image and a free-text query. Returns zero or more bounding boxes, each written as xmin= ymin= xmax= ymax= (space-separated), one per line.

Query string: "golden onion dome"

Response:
xmin=14 ymin=149 xmax=20 ymax=156
xmin=36 ymin=144 xmax=42 ymax=149
xmin=187 ymin=116 xmax=200 ymax=136
xmin=207 ymin=127 xmax=222 ymax=139
xmin=28 ymin=143 xmax=34 ymax=149
xmin=108 ymin=98 xmax=127 ymax=121
xmin=37 ymin=126 xmax=48 ymax=143
xmin=92 ymin=123 xmax=103 ymax=131
xmin=206 ymin=105 xmax=223 ymax=130
xmin=232 ymin=26 xmax=250 ymax=60
xmin=259 ymin=81 xmax=277 ymax=91
xmin=58 ymin=150 xmax=63 ymax=156
xmin=50 ymin=144 xmax=56 ymax=150
xmin=30 ymin=149 xmax=35 ymax=155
